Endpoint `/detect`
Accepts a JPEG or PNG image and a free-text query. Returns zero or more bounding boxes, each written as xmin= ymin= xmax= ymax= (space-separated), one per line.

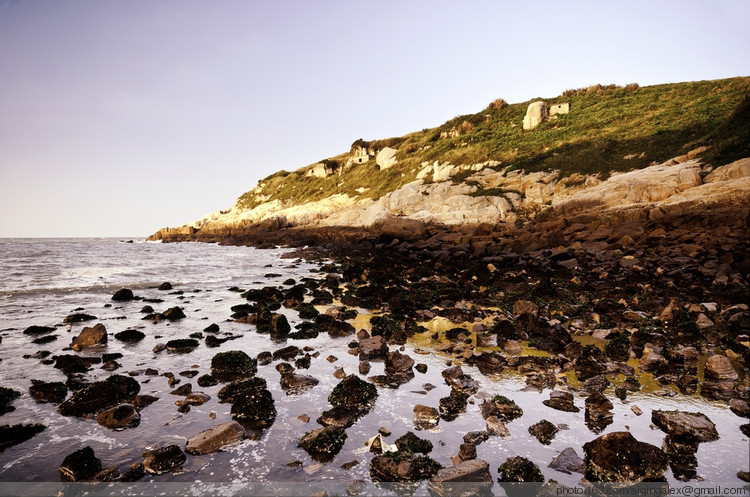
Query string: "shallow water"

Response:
xmin=0 ymin=239 xmax=747 ymax=486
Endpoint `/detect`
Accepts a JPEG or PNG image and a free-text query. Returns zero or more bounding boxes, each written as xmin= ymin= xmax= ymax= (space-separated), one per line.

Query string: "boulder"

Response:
xmin=486 ymin=416 xmax=511 ymax=438
xmin=71 ymin=323 xmax=107 ymax=351
xmin=23 ymin=325 xmax=55 ymax=335
xmin=142 ymin=445 xmax=186 ymax=474
xmin=376 ymin=147 xmax=398 ymax=170
xmin=373 ymin=218 xmax=427 ymax=242
xmin=430 ymin=458 xmax=491 ymax=483
xmin=438 ymin=391 xmax=469 ymax=421
xmin=58 ymin=375 xmax=140 ymax=417
xmin=29 ymin=380 xmax=68 ymax=404
xmin=298 ymin=426 xmax=347 ymax=462
xmin=160 ymin=306 xmax=186 ymax=321
xmin=96 ymin=403 xmax=141 ymax=430
xmin=59 ymin=446 xmax=101 ymax=482
xmin=359 ymin=336 xmax=388 ymax=360
xmin=704 ymin=354 xmax=738 ymax=381
xmin=279 ymin=372 xmax=319 ymax=394
xmin=185 ymin=392 xmax=210 ymax=405
xmin=441 ymin=365 xmax=479 ymax=395
xmin=583 ymin=431 xmax=668 ymax=482
xmin=414 ymin=404 xmax=440 ymax=430
xmin=542 ymin=391 xmax=579 ymax=413
xmin=585 ymin=391 xmax=614 ymax=434
xmin=548 ymin=447 xmax=586 ymax=475
xmin=228 ymin=380 xmax=277 ymax=428
xmin=186 ymin=421 xmax=245 ymax=455
xmin=522 ymin=101 xmax=548 ymax=130
xmin=370 ymin=452 xmax=442 ymax=482
xmin=651 ymin=410 xmax=719 ymax=442
xmin=385 ymin=350 xmax=415 ymax=376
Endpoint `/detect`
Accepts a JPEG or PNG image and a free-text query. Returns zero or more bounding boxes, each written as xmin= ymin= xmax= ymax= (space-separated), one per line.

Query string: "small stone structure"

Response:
xmin=549 ymin=102 xmax=570 ymax=116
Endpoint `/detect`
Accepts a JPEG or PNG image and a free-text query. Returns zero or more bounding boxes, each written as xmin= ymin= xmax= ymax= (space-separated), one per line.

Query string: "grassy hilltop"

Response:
xmin=238 ymin=77 xmax=749 ymax=211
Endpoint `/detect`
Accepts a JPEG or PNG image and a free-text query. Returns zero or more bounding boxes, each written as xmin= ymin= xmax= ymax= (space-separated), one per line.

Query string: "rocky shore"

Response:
xmin=2 ymin=157 xmax=749 ymax=490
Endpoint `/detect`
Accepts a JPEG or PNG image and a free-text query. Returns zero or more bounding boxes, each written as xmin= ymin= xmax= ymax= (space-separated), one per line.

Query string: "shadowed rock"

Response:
xmin=58 ymin=375 xmax=140 ymax=417
xmin=59 ymin=446 xmax=101 ymax=482
xmin=186 ymin=421 xmax=245 ymax=455
xmin=142 ymin=445 xmax=186 ymax=474
xmin=583 ymin=431 xmax=668 ymax=482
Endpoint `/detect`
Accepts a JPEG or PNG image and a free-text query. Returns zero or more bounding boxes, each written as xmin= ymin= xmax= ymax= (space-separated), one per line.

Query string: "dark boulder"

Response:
xmin=96 ymin=403 xmax=141 ymax=430
xmin=142 ymin=445 xmax=186 ymax=474
xmin=395 ymin=431 xmax=433 ymax=454
xmin=23 ymin=325 xmax=55 ymax=335
xmin=359 ymin=336 xmax=388 ymax=360
xmin=161 ymin=306 xmax=186 ymax=321
xmin=58 ymin=375 xmax=140 ymax=417
xmin=29 ymin=380 xmax=67 ymax=404
xmin=272 ymin=345 xmax=300 ymax=361
xmin=114 ymin=329 xmax=145 ymax=342
xmin=583 ymin=431 xmax=668 ymax=482
xmin=226 ymin=380 xmax=276 ymax=428
xmin=0 ymin=387 xmax=21 ymax=415
xmin=0 ymin=424 xmax=46 ymax=452
xmin=63 ymin=313 xmax=97 ymax=324
xmin=59 ymin=446 xmax=102 ymax=482
xmin=158 ymin=282 xmax=172 ymax=291
xmin=111 ymin=288 xmax=135 ymax=301
xmin=370 ymin=451 xmax=442 ymax=482
xmin=165 ymin=338 xmax=199 ymax=352
xmin=413 ymin=404 xmax=440 ymax=430
xmin=438 ymin=390 xmax=469 ymax=422
xmin=298 ymin=426 xmax=347 ymax=462
xmin=441 ymin=365 xmax=479 ymax=395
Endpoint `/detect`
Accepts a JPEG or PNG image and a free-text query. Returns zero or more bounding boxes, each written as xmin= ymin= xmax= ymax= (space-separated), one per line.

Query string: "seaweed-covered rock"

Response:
xmin=395 ymin=431 xmax=433 ymax=454
xmin=0 ymin=424 xmax=46 ymax=452
xmin=142 ymin=445 xmax=186 ymax=474
xmin=583 ymin=431 xmax=668 ymax=482
xmin=96 ymin=403 xmax=141 ymax=430
xmin=328 ymin=375 xmax=377 ymax=411
xmin=298 ymin=426 xmax=347 ymax=462
xmin=479 ymin=395 xmax=523 ymax=423
xmin=58 ymin=375 xmax=140 ymax=417
xmin=59 ymin=446 xmax=102 ymax=482
xmin=318 ymin=405 xmax=362 ymax=429
xmin=439 ymin=390 xmax=469 ymax=421
xmin=370 ymin=451 xmax=443 ymax=482
xmin=497 ymin=456 xmax=544 ymax=482
xmin=186 ymin=421 xmax=245 ymax=455
xmin=529 ymin=420 xmax=559 ymax=445
xmin=211 ymin=350 xmax=257 ymax=380
xmin=226 ymin=379 xmax=276 ymax=428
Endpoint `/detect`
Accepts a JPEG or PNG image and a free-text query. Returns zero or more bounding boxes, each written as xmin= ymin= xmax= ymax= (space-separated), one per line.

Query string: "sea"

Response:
xmin=0 ymin=238 xmax=747 ymax=493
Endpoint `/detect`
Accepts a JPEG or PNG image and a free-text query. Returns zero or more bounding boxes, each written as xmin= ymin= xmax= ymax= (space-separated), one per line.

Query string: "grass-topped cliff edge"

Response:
xmin=236 ymin=77 xmax=749 ymax=212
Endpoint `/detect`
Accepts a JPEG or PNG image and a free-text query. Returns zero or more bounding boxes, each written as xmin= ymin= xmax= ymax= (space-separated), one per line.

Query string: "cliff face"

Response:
xmin=148 ymin=153 xmax=750 ymax=247
xmin=148 ymin=77 xmax=750 ymax=248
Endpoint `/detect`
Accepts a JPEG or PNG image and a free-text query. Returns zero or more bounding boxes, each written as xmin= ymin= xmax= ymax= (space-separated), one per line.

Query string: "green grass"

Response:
xmin=237 ymin=77 xmax=750 ymax=210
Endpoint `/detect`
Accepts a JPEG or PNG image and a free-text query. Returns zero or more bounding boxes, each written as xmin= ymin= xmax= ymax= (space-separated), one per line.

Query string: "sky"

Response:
xmin=1 ymin=1 xmax=748 ymax=238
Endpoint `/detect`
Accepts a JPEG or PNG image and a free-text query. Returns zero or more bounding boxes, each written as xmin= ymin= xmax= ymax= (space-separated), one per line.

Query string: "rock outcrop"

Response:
xmin=523 ymin=101 xmax=548 ymax=130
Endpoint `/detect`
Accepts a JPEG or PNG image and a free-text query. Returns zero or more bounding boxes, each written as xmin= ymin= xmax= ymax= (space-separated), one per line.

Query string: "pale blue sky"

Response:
xmin=1 ymin=1 xmax=748 ymax=237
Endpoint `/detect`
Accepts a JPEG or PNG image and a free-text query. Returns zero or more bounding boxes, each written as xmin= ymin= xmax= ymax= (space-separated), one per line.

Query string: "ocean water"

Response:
xmin=0 ymin=238 xmax=747 ymax=489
